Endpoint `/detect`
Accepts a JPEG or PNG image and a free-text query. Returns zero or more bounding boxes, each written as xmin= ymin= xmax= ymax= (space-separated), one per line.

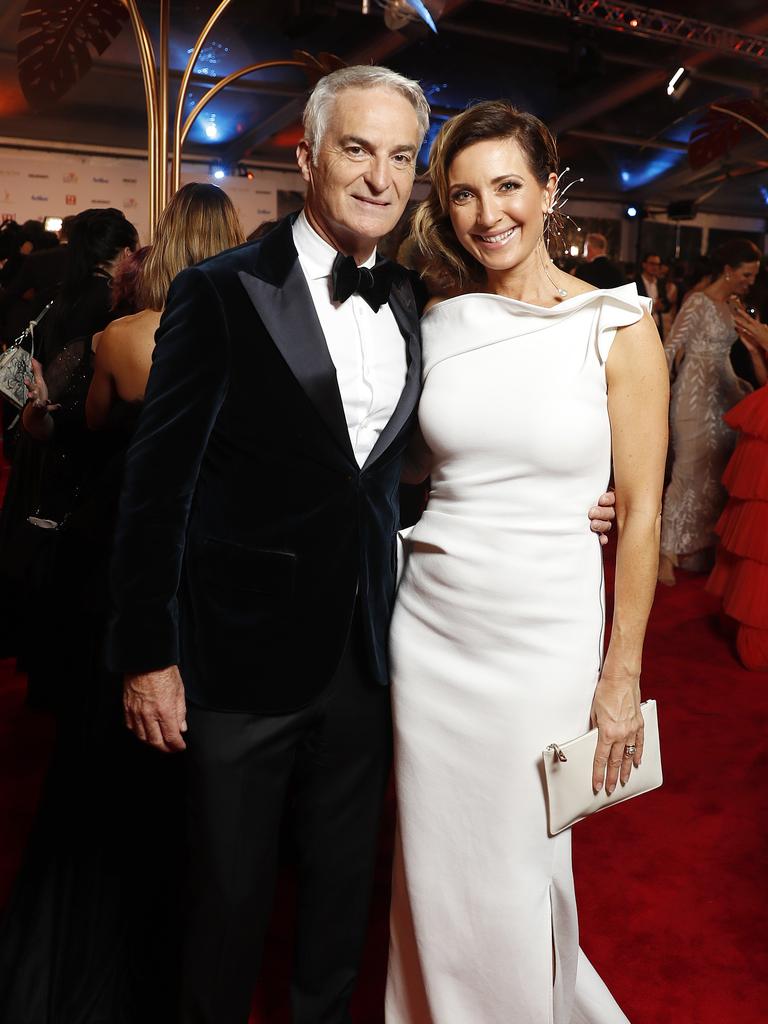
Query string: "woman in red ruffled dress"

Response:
xmin=707 ymin=307 xmax=768 ymax=670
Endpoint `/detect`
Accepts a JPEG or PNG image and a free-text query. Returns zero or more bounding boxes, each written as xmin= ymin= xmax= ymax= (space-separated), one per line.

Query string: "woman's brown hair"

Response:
xmin=709 ymin=237 xmax=762 ymax=280
xmin=138 ymin=183 xmax=245 ymax=311
xmin=412 ymin=101 xmax=560 ymax=289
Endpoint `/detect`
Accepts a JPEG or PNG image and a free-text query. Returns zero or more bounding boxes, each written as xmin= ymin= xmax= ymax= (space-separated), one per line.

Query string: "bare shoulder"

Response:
xmin=608 ymin=309 xmax=667 ymax=387
xmin=98 ymin=310 xmax=160 ymax=355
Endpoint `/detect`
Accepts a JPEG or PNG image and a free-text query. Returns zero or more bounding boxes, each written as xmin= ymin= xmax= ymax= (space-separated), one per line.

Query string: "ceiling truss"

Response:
xmin=483 ymin=0 xmax=768 ymax=65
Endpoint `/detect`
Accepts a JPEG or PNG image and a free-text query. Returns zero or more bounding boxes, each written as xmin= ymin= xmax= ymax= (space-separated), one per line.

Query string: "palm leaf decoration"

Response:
xmin=17 ymin=0 xmax=128 ymax=110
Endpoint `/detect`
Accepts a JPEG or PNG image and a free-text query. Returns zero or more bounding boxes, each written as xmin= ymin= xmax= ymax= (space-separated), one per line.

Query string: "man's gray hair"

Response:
xmin=302 ymin=65 xmax=431 ymax=160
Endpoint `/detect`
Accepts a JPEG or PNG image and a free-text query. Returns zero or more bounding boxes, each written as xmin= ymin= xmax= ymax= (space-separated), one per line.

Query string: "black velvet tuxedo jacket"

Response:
xmin=105 ymin=214 xmax=423 ymax=713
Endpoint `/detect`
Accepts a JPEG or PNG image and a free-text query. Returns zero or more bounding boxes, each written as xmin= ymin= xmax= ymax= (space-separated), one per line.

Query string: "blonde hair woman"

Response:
xmin=86 ymin=182 xmax=244 ymax=428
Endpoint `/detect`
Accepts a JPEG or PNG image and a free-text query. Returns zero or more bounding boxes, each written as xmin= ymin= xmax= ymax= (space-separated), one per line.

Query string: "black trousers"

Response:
xmin=180 ymin=613 xmax=392 ymax=1024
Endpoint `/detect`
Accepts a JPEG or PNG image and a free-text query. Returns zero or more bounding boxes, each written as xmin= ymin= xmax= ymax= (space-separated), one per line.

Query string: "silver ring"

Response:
xmin=623 ymin=744 xmax=637 ymax=757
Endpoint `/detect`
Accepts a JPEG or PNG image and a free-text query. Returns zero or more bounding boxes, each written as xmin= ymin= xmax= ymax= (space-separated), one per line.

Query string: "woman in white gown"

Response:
xmin=386 ymin=103 xmax=669 ymax=1023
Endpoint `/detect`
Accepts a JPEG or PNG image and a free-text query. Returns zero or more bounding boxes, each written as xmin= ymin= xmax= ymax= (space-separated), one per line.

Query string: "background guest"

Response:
xmin=636 ymin=251 xmax=668 ymax=337
xmin=0 ymin=184 xmax=244 ymax=1024
xmin=87 ymin=183 xmax=244 ymax=431
xmin=659 ymin=257 xmax=679 ymax=339
xmin=0 ymin=208 xmax=138 ymax=688
xmin=707 ymin=312 xmax=768 ymax=670
xmin=659 ymin=238 xmax=762 ymax=585
xmin=574 ymin=231 xmax=625 ymax=288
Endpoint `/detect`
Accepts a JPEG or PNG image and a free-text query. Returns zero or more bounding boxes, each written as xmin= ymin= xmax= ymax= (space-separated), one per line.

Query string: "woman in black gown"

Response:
xmin=0 ymin=187 xmax=244 ymax=1023
xmin=0 ymin=208 xmax=139 ymax=687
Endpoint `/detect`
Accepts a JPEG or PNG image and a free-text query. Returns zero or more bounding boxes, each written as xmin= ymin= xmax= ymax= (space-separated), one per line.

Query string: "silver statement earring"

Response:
xmin=541 ymin=167 xmax=584 ymax=299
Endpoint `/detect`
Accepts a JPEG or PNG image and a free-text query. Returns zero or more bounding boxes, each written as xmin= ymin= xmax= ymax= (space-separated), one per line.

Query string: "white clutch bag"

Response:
xmin=542 ymin=699 xmax=663 ymax=836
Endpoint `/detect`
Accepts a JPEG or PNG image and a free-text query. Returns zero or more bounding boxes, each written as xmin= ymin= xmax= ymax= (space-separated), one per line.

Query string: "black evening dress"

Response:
xmin=0 ymin=341 xmax=183 ymax=1024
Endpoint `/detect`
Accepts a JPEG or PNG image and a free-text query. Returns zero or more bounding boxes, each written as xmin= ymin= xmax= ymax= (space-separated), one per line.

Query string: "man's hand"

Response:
xmin=124 ymin=666 xmax=187 ymax=753
xmin=588 ymin=490 xmax=616 ymax=546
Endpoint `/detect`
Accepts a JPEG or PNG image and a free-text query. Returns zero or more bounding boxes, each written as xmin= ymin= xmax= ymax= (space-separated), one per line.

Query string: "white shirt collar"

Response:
xmin=293 ymin=209 xmax=377 ymax=280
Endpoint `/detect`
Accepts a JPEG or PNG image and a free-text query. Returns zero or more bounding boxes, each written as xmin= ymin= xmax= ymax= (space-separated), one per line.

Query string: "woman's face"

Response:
xmin=724 ymin=260 xmax=760 ymax=296
xmin=446 ymin=137 xmax=555 ymax=275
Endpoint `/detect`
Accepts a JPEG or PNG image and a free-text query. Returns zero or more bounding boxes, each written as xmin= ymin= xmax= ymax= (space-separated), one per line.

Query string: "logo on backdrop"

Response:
xmin=1 ymin=213 xmax=15 ymax=223
xmin=62 ymin=172 xmax=78 ymax=183
xmin=92 ymin=176 xmax=110 ymax=184
xmin=122 ymin=177 xmax=137 ymax=184
xmin=30 ymin=194 xmax=48 ymax=201
xmin=89 ymin=198 xmax=111 ymax=205
xmin=65 ymin=195 xmax=77 ymax=206
xmin=123 ymin=197 xmax=137 ymax=209
xmin=28 ymin=172 xmax=49 ymax=180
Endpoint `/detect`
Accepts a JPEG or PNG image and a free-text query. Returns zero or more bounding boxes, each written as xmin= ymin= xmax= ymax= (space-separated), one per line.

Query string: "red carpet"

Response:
xmin=1 ymin=565 xmax=766 ymax=1022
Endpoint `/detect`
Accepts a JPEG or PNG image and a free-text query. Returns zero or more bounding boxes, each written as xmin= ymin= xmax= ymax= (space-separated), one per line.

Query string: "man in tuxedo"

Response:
xmin=574 ymin=232 xmax=625 ymax=289
xmin=107 ymin=65 xmax=428 ymax=1024
xmin=107 ymin=65 xmax=615 ymax=1024
xmin=636 ymin=251 xmax=667 ymax=337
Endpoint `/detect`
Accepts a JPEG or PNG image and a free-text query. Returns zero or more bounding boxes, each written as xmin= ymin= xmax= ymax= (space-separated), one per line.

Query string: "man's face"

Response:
xmin=642 ymin=255 xmax=662 ymax=279
xmin=297 ymin=87 xmax=421 ymax=258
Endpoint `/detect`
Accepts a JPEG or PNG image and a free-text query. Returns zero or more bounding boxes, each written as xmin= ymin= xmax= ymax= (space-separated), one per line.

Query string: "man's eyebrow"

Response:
xmin=338 ymin=135 xmax=418 ymax=155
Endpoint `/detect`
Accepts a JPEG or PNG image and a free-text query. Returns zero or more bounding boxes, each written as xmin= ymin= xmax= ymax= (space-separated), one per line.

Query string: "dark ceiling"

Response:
xmin=0 ymin=0 xmax=767 ymax=218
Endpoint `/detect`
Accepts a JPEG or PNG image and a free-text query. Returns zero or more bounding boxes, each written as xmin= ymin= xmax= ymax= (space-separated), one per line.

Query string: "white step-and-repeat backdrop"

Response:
xmin=0 ymin=146 xmax=306 ymax=243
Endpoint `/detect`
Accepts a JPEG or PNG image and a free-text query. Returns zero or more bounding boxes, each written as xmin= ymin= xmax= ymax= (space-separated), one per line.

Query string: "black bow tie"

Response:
xmin=331 ymin=252 xmax=396 ymax=312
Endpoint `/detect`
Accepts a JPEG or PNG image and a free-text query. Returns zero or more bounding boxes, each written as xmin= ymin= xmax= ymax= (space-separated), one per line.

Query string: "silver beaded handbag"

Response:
xmin=542 ymin=699 xmax=663 ymax=836
xmin=0 ymin=301 xmax=52 ymax=410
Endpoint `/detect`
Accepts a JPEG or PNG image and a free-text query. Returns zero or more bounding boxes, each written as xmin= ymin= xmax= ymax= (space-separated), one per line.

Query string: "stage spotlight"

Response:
xmin=204 ymin=117 xmax=219 ymax=140
xmin=210 ymin=162 xmax=226 ymax=180
xmin=666 ymin=67 xmax=690 ymax=100
xmin=624 ymin=204 xmax=647 ymax=220
xmin=626 ymin=205 xmax=638 ymax=218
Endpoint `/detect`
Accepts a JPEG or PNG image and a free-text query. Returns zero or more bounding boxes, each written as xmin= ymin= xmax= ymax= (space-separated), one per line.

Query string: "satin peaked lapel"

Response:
xmin=363 ymin=274 xmax=422 ymax=470
xmin=238 ymin=260 xmax=354 ymax=464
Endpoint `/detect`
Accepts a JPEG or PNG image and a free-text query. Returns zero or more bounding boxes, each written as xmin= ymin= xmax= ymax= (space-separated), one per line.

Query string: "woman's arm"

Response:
xmin=401 ymin=425 xmax=432 ymax=484
xmin=593 ymin=311 xmax=669 ymax=795
xmin=86 ymin=322 xmax=119 ymax=430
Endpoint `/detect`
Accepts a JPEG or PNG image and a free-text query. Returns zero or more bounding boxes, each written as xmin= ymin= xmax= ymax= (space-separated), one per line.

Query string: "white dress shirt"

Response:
xmin=292 ymin=211 xmax=407 ymax=467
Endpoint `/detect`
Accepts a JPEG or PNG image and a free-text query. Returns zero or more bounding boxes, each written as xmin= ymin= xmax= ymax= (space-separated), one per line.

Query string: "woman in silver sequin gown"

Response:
xmin=659 ymin=239 xmax=762 ymax=584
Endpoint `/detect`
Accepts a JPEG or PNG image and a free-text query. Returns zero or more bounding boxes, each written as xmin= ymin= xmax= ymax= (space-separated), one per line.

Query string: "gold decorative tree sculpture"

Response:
xmin=16 ymin=0 xmax=342 ymax=235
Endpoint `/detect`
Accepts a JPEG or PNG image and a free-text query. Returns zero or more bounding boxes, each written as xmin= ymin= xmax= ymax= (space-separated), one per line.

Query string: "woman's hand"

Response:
xmin=733 ymin=308 xmax=768 ymax=352
xmin=25 ymin=358 xmax=60 ymax=413
xmin=590 ymin=673 xmax=644 ymax=795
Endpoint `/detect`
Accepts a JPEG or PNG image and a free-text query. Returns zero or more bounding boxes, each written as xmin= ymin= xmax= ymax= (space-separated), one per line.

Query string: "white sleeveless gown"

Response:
xmin=386 ymin=286 xmax=651 ymax=1024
